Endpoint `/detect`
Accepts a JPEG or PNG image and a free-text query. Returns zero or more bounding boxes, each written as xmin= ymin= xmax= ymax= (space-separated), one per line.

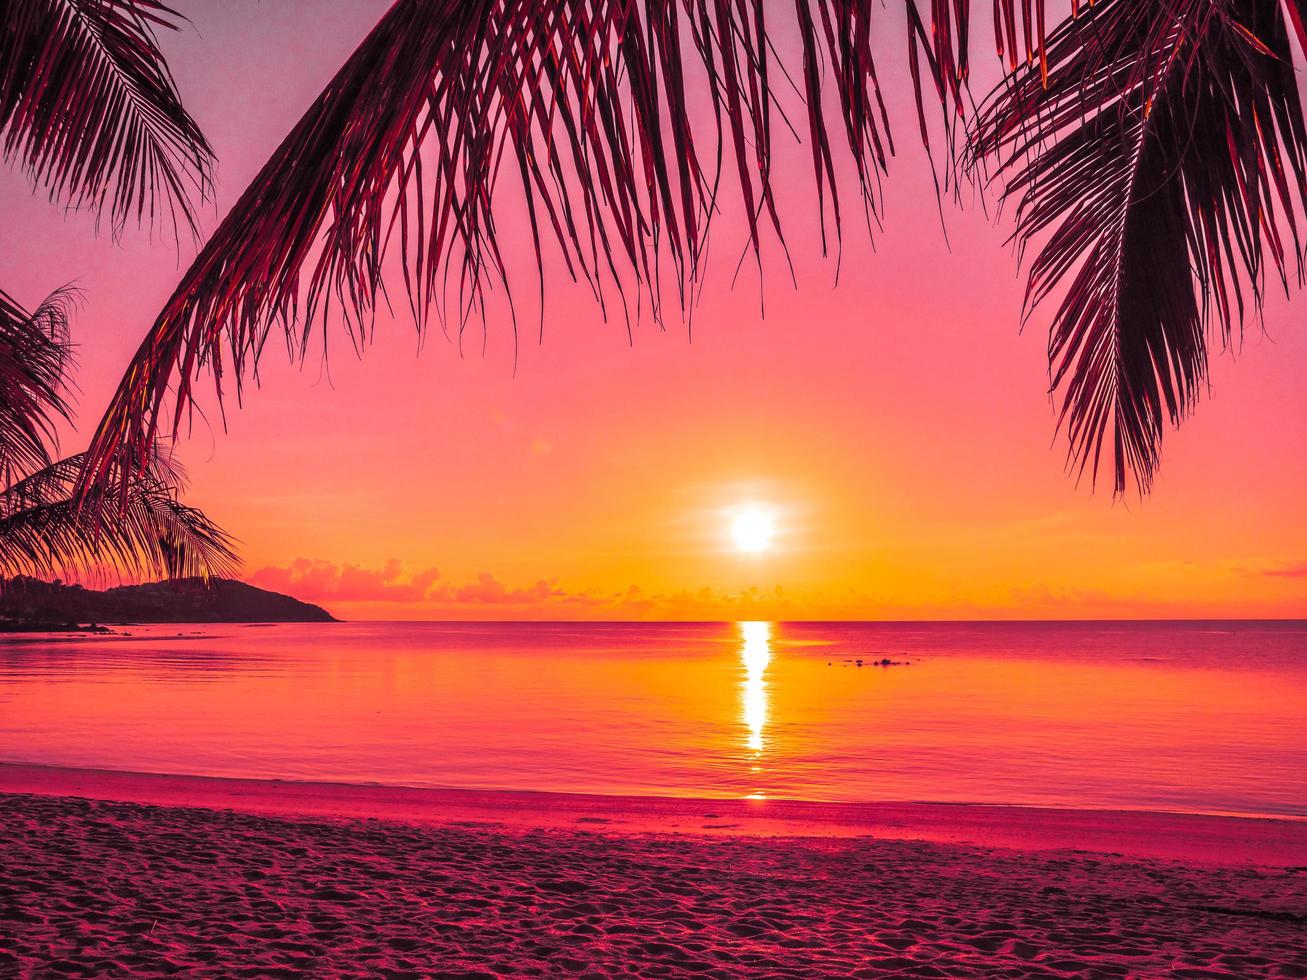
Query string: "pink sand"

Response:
xmin=3 ymin=764 xmax=1306 ymax=977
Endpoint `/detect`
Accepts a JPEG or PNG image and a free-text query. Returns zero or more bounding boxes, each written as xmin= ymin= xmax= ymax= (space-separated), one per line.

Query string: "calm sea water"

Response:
xmin=1 ymin=621 xmax=1304 ymax=818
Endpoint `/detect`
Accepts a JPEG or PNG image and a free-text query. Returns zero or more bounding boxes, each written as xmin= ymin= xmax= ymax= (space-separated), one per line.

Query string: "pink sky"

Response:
xmin=2 ymin=0 xmax=1305 ymax=620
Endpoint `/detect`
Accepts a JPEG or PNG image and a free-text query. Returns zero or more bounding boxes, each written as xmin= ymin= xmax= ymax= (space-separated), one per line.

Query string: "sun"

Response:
xmin=731 ymin=508 xmax=775 ymax=553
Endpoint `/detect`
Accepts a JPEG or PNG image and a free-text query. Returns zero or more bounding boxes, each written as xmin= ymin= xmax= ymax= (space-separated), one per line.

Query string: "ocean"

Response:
xmin=1 ymin=620 xmax=1303 ymax=818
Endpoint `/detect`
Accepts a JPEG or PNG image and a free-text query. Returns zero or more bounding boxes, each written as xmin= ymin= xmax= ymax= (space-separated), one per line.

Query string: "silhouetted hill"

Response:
xmin=0 ymin=577 xmax=336 ymax=628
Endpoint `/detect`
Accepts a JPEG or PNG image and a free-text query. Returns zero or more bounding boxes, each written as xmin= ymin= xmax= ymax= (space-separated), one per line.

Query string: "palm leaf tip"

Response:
xmin=0 ymin=0 xmax=214 ymax=236
xmin=970 ymin=0 xmax=1307 ymax=494
xmin=0 ymin=452 xmax=238 ymax=585
xmin=0 ymin=287 xmax=77 ymax=484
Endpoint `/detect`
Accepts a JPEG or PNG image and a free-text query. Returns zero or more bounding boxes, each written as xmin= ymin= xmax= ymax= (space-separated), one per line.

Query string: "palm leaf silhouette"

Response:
xmin=971 ymin=0 xmax=1307 ymax=492
xmin=0 ymin=2 xmax=229 ymax=583
xmin=0 ymin=288 xmax=74 ymax=485
xmin=0 ymin=0 xmax=213 ymax=234
xmin=0 ymin=450 xmax=237 ymax=582
xmin=0 ymin=292 xmax=234 ymax=582
xmin=72 ymin=0 xmax=1307 ymax=500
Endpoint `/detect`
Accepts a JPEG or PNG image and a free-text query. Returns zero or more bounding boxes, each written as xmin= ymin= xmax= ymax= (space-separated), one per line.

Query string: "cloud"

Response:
xmin=249 ymin=558 xmax=442 ymax=603
xmin=246 ymin=559 xmax=811 ymax=618
xmin=440 ymin=572 xmax=568 ymax=605
xmin=1257 ymin=561 xmax=1307 ymax=579
xmin=255 ymin=560 xmax=1195 ymax=620
xmin=249 ymin=561 xmax=588 ymax=608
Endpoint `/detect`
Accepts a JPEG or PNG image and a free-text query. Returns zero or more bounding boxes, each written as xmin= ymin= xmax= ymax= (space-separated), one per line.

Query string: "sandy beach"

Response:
xmin=2 ymin=765 xmax=1306 ymax=978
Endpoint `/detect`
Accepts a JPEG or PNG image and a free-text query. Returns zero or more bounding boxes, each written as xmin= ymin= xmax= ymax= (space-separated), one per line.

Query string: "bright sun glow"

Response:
xmin=731 ymin=508 xmax=775 ymax=553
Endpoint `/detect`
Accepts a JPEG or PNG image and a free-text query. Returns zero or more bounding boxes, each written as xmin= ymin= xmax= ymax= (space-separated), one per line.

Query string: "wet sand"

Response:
xmin=2 ymin=765 xmax=1306 ymax=977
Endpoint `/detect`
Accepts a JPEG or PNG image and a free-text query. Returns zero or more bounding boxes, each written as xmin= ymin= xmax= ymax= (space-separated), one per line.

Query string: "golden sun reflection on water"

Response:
xmin=1 ymin=622 xmax=1306 ymax=814
xmin=738 ymin=622 xmax=772 ymax=793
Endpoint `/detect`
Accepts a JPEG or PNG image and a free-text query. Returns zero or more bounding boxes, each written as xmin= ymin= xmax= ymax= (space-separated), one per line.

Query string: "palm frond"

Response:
xmin=78 ymin=0 xmax=930 ymax=502
xmin=0 ymin=451 xmax=237 ymax=582
xmin=0 ymin=0 xmax=213 ymax=235
xmin=970 ymin=0 xmax=1307 ymax=493
xmin=905 ymin=1 xmax=1066 ymax=147
xmin=0 ymin=287 xmax=74 ymax=484
xmin=0 ymin=453 xmax=82 ymax=517
xmin=74 ymin=0 xmax=1306 ymax=501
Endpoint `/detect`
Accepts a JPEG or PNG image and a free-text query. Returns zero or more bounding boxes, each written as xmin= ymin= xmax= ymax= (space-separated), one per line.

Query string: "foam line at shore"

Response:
xmin=4 ymin=762 xmax=1306 ymax=866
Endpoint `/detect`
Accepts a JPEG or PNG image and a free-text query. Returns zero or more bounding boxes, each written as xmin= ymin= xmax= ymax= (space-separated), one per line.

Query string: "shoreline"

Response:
xmin=5 ymin=761 xmax=1306 ymax=867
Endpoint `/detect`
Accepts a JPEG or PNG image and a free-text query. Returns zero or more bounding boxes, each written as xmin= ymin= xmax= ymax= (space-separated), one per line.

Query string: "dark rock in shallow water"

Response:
xmin=857 ymin=655 xmax=911 ymax=667
xmin=0 ymin=576 xmax=336 ymax=627
xmin=0 ymin=618 xmax=114 ymax=634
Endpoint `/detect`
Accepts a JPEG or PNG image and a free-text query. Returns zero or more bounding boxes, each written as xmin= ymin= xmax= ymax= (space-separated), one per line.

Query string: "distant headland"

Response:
xmin=0 ymin=577 xmax=336 ymax=630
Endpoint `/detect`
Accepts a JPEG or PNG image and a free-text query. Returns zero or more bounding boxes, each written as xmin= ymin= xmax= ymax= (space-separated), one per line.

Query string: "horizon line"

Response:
xmin=316 ymin=617 xmax=1307 ymax=626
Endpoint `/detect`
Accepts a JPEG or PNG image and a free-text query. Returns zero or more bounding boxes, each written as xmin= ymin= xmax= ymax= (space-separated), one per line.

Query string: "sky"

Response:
xmin=1 ymin=0 xmax=1305 ymax=620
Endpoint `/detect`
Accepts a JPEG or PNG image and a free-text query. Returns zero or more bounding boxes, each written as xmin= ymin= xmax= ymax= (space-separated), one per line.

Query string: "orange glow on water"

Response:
xmin=3 ymin=622 xmax=1306 ymax=818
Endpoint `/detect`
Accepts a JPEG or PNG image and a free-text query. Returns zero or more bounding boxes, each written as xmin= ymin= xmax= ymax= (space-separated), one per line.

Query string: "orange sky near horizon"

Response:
xmin=2 ymin=0 xmax=1305 ymax=621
